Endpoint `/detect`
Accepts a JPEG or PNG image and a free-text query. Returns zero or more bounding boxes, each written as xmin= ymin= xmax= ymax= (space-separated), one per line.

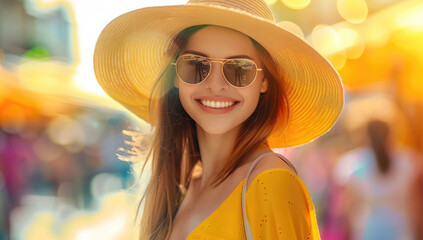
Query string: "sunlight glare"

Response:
xmin=281 ymin=0 xmax=311 ymax=10
xmin=337 ymin=0 xmax=368 ymax=24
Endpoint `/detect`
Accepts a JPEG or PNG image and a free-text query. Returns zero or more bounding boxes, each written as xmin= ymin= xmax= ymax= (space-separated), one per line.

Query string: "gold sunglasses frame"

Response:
xmin=171 ymin=54 xmax=263 ymax=88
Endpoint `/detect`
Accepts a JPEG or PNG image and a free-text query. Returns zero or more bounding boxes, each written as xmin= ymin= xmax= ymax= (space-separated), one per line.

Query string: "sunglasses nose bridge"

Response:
xmin=211 ymin=59 xmax=231 ymax=76
xmin=208 ymin=60 xmax=227 ymax=77
xmin=209 ymin=60 xmax=225 ymax=71
xmin=205 ymin=60 xmax=230 ymax=90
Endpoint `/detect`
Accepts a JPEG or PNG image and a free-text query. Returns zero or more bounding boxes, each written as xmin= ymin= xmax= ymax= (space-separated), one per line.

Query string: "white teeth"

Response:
xmin=200 ymin=100 xmax=236 ymax=108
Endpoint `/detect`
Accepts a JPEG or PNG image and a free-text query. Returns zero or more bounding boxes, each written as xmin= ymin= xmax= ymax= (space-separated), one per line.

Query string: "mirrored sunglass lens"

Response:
xmin=177 ymin=56 xmax=210 ymax=84
xmin=222 ymin=59 xmax=256 ymax=87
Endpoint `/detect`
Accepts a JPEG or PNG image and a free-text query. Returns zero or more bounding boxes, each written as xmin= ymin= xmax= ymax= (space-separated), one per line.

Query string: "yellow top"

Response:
xmin=186 ymin=168 xmax=320 ymax=239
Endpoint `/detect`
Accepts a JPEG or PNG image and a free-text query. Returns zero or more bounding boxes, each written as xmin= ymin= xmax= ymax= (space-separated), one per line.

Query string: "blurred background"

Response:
xmin=1 ymin=0 xmax=423 ymax=239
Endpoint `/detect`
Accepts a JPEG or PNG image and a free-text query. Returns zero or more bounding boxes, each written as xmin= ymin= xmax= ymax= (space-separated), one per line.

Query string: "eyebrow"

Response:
xmin=181 ymin=50 xmax=255 ymax=60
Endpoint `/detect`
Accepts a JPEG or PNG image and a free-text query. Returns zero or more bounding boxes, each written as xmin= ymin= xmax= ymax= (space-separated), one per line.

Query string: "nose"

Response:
xmin=204 ymin=62 xmax=229 ymax=92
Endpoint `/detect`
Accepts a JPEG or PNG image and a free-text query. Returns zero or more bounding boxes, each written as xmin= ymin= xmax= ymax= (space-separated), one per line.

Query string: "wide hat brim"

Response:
xmin=94 ymin=3 xmax=344 ymax=148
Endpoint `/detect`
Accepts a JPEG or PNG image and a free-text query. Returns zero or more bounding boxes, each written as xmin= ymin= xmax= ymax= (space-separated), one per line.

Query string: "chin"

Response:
xmin=196 ymin=121 xmax=242 ymax=136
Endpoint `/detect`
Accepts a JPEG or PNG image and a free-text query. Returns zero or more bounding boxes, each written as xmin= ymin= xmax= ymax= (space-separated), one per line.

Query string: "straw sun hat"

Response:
xmin=93 ymin=0 xmax=344 ymax=148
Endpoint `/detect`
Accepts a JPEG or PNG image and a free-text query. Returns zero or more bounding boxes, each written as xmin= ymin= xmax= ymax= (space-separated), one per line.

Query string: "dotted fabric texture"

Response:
xmin=186 ymin=168 xmax=320 ymax=239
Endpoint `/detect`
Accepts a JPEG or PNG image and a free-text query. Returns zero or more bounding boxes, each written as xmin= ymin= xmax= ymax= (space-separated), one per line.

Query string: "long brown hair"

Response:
xmin=367 ymin=120 xmax=391 ymax=174
xmin=136 ymin=25 xmax=289 ymax=240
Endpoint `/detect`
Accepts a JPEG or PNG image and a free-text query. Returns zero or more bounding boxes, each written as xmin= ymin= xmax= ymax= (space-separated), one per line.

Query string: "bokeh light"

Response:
xmin=0 ymin=103 xmax=26 ymax=134
xmin=17 ymin=61 xmax=75 ymax=94
xmin=2 ymin=0 xmax=423 ymax=239
xmin=76 ymin=113 xmax=104 ymax=146
xmin=395 ymin=4 xmax=423 ymax=31
xmin=281 ymin=0 xmax=312 ymax=10
xmin=33 ymin=135 xmax=64 ymax=162
xmin=311 ymin=25 xmax=341 ymax=56
xmin=328 ymin=51 xmax=347 ymax=70
xmin=90 ymin=173 xmax=123 ymax=199
xmin=47 ymin=115 xmax=84 ymax=146
xmin=337 ymin=0 xmax=368 ymax=24
xmin=361 ymin=20 xmax=391 ymax=48
xmin=337 ymin=28 xmax=365 ymax=59
xmin=311 ymin=25 xmax=347 ymax=69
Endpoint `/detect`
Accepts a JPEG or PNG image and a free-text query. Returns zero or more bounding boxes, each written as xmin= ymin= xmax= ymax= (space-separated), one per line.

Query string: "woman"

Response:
xmin=341 ymin=120 xmax=416 ymax=240
xmin=93 ymin=0 xmax=343 ymax=239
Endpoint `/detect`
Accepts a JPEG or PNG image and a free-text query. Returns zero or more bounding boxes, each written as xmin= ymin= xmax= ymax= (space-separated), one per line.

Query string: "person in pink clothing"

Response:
xmin=339 ymin=120 xmax=417 ymax=240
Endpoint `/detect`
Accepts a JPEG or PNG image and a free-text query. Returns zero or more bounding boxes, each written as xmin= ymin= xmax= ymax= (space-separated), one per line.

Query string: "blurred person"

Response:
xmin=293 ymin=124 xmax=355 ymax=240
xmin=0 ymin=130 xmax=33 ymax=239
xmin=339 ymin=120 xmax=416 ymax=240
xmin=93 ymin=0 xmax=344 ymax=239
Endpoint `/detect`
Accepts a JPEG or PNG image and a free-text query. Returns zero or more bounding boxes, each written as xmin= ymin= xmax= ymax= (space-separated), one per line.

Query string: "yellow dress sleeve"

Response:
xmin=245 ymin=168 xmax=320 ymax=240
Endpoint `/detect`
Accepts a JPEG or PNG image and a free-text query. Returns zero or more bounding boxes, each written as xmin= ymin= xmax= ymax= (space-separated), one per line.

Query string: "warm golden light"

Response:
xmin=21 ymin=192 xmax=138 ymax=240
xmin=281 ymin=0 xmax=311 ymax=10
xmin=24 ymin=212 xmax=59 ymax=240
xmin=65 ymin=192 xmax=137 ymax=240
xmin=311 ymin=25 xmax=342 ymax=56
xmin=337 ymin=28 xmax=365 ymax=59
xmin=17 ymin=61 xmax=75 ymax=94
xmin=328 ymin=52 xmax=347 ymax=70
xmin=361 ymin=20 xmax=390 ymax=48
xmin=337 ymin=0 xmax=368 ymax=24
xmin=1 ymin=0 xmax=423 ymax=240
xmin=391 ymin=28 xmax=423 ymax=57
xmin=341 ymin=94 xmax=412 ymax=146
xmin=311 ymin=25 xmax=347 ymax=69
xmin=395 ymin=4 xmax=423 ymax=31
xmin=0 ymin=103 xmax=26 ymax=134
xmin=277 ymin=21 xmax=304 ymax=38
xmin=344 ymin=96 xmax=396 ymax=131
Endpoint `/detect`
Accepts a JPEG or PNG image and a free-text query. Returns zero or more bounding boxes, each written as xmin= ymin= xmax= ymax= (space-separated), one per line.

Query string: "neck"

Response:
xmin=195 ymin=124 xmax=270 ymax=189
xmin=195 ymin=124 xmax=240 ymax=189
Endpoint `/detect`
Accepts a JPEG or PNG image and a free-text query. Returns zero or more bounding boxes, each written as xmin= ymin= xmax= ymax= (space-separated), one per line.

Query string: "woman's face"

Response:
xmin=175 ymin=26 xmax=268 ymax=136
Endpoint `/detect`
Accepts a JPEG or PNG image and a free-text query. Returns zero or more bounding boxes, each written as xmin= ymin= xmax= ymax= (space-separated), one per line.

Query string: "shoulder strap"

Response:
xmin=241 ymin=152 xmax=297 ymax=239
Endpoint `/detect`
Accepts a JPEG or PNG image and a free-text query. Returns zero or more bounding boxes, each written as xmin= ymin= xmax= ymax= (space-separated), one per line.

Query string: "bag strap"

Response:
xmin=241 ymin=152 xmax=297 ymax=239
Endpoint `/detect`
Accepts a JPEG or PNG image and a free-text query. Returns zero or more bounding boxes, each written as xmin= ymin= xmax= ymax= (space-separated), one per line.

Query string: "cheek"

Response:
xmin=237 ymin=92 xmax=259 ymax=124
xmin=244 ymin=83 xmax=264 ymax=114
xmin=246 ymin=83 xmax=263 ymax=104
xmin=179 ymin=95 xmax=191 ymax=114
xmin=248 ymin=93 xmax=261 ymax=113
xmin=177 ymin=85 xmax=194 ymax=113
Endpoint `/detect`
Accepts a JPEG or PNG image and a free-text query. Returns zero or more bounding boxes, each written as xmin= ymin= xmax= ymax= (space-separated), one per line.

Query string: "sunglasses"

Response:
xmin=171 ymin=54 xmax=263 ymax=88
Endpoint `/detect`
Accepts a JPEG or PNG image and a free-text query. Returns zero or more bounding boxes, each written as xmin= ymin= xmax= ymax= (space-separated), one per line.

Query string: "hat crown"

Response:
xmin=187 ymin=0 xmax=275 ymax=22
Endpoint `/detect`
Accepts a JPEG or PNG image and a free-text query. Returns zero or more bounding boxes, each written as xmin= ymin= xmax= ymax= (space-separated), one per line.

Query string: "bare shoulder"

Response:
xmin=246 ymin=154 xmax=295 ymax=189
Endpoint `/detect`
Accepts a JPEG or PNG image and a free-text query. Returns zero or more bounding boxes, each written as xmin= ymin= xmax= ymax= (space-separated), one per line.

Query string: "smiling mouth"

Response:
xmin=197 ymin=99 xmax=239 ymax=109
